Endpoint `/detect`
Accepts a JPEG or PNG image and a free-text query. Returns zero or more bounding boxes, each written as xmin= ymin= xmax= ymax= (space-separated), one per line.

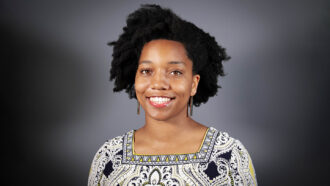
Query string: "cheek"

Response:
xmin=172 ymin=80 xmax=192 ymax=96
xmin=134 ymin=77 xmax=149 ymax=95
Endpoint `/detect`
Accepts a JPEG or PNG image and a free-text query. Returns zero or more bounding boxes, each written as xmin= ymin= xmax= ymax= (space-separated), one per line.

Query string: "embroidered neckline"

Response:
xmin=132 ymin=128 xmax=209 ymax=156
xmin=122 ymin=127 xmax=219 ymax=165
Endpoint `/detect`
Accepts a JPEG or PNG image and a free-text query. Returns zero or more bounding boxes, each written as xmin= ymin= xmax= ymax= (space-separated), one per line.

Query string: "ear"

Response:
xmin=191 ymin=74 xmax=200 ymax=96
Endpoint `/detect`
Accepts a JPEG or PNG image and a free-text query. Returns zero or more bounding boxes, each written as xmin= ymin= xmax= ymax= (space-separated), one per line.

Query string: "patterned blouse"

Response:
xmin=88 ymin=127 xmax=257 ymax=186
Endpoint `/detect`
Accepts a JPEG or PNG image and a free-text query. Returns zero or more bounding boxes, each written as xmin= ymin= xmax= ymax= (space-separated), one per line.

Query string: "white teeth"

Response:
xmin=150 ymin=97 xmax=171 ymax=104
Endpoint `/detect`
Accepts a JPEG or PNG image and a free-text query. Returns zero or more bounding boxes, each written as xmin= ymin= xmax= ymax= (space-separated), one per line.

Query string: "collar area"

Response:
xmin=122 ymin=127 xmax=219 ymax=165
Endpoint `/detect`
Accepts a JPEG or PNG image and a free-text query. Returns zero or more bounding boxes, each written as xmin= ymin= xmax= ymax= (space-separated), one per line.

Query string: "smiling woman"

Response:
xmin=88 ymin=4 xmax=257 ymax=186
xmin=135 ymin=39 xmax=200 ymax=123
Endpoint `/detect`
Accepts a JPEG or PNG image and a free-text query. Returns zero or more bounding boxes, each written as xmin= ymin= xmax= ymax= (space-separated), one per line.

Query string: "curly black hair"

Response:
xmin=109 ymin=4 xmax=230 ymax=107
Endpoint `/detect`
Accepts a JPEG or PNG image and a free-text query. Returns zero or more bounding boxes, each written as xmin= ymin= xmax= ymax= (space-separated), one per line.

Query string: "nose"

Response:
xmin=150 ymin=70 xmax=169 ymax=90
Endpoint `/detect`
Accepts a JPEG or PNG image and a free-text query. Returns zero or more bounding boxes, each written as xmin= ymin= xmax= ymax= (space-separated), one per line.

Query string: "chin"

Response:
xmin=147 ymin=112 xmax=174 ymax=121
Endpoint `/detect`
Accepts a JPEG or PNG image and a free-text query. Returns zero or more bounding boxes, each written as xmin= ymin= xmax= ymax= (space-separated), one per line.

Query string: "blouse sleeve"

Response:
xmin=230 ymin=139 xmax=258 ymax=186
xmin=88 ymin=142 xmax=109 ymax=186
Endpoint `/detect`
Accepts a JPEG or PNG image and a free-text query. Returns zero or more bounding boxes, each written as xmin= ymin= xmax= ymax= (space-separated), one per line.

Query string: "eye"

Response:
xmin=140 ymin=69 xmax=152 ymax=75
xmin=170 ymin=70 xmax=183 ymax=76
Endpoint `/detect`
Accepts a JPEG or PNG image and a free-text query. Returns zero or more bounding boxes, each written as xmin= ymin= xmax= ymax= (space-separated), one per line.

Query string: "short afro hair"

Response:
xmin=109 ymin=4 xmax=230 ymax=107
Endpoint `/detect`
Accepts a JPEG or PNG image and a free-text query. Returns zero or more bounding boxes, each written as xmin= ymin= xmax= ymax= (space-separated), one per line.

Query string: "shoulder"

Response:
xmin=88 ymin=132 xmax=127 ymax=186
xmin=211 ymin=127 xmax=253 ymax=158
xmin=93 ymin=134 xmax=125 ymax=160
xmin=211 ymin=127 xmax=258 ymax=186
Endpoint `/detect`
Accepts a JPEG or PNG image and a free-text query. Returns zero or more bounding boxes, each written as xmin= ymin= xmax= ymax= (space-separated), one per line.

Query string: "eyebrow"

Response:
xmin=139 ymin=60 xmax=186 ymax=65
xmin=168 ymin=61 xmax=186 ymax=65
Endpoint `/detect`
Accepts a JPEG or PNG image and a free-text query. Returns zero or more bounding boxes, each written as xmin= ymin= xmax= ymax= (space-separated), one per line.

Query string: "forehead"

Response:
xmin=139 ymin=39 xmax=191 ymax=65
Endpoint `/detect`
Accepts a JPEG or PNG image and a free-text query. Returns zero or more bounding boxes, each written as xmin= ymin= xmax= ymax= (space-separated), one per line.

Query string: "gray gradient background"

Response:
xmin=3 ymin=0 xmax=330 ymax=185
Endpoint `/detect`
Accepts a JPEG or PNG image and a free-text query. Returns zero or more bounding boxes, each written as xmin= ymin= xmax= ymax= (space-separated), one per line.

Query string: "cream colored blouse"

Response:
xmin=88 ymin=127 xmax=257 ymax=186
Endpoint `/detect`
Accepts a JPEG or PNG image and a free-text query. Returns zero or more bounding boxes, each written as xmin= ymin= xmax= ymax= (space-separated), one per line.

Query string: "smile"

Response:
xmin=147 ymin=96 xmax=175 ymax=108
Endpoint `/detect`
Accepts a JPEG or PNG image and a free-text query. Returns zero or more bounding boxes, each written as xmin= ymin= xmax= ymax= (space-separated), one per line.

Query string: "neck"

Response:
xmin=139 ymin=108 xmax=202 ymax=142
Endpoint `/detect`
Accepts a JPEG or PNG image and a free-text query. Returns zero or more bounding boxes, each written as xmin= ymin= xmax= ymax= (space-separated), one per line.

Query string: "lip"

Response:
xmin=147 ymin=96 xmax=175 ymax=108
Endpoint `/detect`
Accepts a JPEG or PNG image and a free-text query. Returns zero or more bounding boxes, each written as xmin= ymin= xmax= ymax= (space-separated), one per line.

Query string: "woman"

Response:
xmin=88 ymin=4 xmax=257 ymax=186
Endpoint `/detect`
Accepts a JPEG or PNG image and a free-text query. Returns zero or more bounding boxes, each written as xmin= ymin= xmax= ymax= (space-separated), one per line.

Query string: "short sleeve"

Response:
xmin=88 ymin=135 xmax=124 ymax=186
xmin=230 ymin=139 xmax=258 ymax=186
xmin=88 ymin=142 xmax=109 ymax=186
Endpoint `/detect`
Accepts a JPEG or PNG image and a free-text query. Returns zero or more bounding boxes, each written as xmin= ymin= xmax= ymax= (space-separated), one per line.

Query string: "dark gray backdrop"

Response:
xmin=3 ymin=0 xmax=330 ymax=185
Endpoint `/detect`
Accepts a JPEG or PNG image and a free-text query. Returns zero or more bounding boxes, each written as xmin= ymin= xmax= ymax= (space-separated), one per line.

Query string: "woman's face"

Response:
xmin=135 ymin=39 xmax=200 ymax=121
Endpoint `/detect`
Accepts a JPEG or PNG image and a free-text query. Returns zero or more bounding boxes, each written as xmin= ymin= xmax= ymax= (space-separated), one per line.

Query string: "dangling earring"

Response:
xmin=190 ymin=96 xmax=193 ymax=116
xmin=137 ymin=101 xmax=140 ymax=115
xmin=187 ymin=96 xmax=193 ymax=117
